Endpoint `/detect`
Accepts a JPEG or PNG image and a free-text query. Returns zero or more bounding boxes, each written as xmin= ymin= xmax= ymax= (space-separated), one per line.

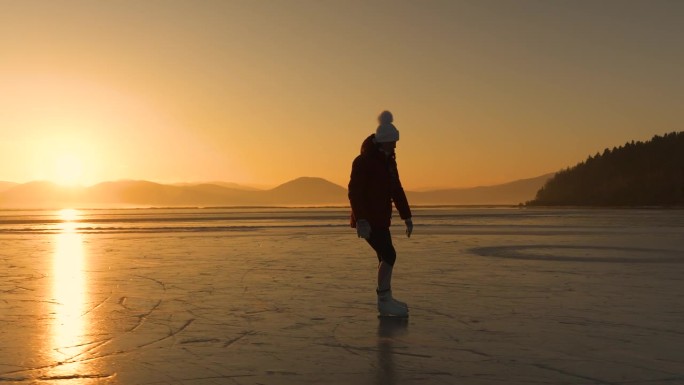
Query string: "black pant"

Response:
xmin=365 ymin=227 xmax=397 ymax=266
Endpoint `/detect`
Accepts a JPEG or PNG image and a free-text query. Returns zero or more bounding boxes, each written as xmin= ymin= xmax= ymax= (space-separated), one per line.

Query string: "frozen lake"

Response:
xmin=1 ymin=207 xmax=683 ymax=384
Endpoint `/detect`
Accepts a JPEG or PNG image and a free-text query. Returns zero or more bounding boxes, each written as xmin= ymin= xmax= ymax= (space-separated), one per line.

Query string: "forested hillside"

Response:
xmin=528 ymin=132 xmax=684 ymax=206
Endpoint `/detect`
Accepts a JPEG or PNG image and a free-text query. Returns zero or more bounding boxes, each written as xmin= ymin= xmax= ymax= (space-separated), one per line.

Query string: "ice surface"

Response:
xmin=0 ymin=207 xmax=682 ymax=384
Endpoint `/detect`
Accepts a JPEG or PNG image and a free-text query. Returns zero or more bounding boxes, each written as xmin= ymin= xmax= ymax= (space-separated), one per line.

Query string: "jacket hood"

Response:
xmin=360 ymin=134 xmax=377 ymax=155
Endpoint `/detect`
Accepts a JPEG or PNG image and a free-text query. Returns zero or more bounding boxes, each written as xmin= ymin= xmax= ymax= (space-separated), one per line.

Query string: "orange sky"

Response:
xmin=1 ymin=1 xmax=682 ymax=189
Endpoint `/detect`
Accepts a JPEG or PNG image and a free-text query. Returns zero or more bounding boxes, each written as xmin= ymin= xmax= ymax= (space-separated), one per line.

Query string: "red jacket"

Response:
xmin=348 ymin=134 xmax=412 ymax=228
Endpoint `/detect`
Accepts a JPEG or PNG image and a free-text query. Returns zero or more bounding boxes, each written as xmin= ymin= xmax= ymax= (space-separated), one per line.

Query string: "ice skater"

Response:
xmin=348 ymin=110 xmax=413 ymax=317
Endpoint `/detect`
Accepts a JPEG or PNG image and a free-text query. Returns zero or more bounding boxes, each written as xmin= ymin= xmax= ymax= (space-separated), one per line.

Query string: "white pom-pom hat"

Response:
xmin=375 ymin=110 xmax=400 ymax=143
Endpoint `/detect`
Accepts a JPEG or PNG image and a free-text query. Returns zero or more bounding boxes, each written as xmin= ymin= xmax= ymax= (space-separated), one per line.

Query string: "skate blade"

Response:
xmin=377 ymin=313 xmax=409 ymax=319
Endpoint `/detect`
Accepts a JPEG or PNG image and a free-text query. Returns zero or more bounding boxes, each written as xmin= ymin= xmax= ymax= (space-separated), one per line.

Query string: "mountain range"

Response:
xmin=0 ymin=174 xmax=552 ymax=209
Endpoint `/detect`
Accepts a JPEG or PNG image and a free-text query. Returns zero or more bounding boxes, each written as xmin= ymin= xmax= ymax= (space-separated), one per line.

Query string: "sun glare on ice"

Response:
xmin=51 ymin=212 xmax=88 ymax=373
xmin=58 ymin=208 xmax=80 ymax=222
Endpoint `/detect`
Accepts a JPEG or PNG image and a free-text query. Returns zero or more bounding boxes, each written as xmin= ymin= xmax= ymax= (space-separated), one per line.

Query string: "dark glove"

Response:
xmin=405 ymin=218 xmax=413 ymax=238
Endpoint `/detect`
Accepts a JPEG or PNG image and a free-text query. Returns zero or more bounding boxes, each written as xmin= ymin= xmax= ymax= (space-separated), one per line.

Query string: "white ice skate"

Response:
xmin=377 ymin=290 xmax=409 ymax=318
xmin=390 ymin=292 xmax=408 ymax=311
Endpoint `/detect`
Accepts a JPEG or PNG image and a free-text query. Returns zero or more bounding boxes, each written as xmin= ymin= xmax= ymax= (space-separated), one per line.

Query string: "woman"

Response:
xmin=348 ymin=110 xmax=413 ymax=317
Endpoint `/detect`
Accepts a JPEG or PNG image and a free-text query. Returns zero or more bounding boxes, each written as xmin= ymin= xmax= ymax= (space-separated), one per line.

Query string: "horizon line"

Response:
xmin=0 ymin=173 xmax=555 ymax=192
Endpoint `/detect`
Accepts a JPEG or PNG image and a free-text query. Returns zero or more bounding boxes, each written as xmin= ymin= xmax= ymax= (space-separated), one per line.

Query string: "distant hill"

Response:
xmin=172 ymin=181 xmax=261 ymax=191
xmin=0 ymin=182 xmax=18 ymax=193
xmin=528 ymin=132 xmax=684 ymax=206
xmin=0 ymin=175 xmax=552 ymax=208
xmin=0 ymin=178 xmax=345 ymax=208
xmin=85 ymin=180 xmax=267 ymax=207
xmin=0 ymin=181 xmax=85 ymax=207
xmin=408 ymin=174 xmax=552 ymax=205
xmin=259 ymin=177 xmax=347 ymax=205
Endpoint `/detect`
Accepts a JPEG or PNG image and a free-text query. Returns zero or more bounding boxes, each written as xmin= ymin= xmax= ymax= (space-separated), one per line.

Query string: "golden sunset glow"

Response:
xmin=53 ymin=153 xmax=85 ymax=187
xmin=0 ymin=2 xmax=682 ymax=189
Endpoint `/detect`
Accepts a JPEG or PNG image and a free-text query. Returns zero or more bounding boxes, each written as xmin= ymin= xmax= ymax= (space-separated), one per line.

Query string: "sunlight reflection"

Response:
xmin=51 ymin=209 xmax=88 ymax=375
xmin=58 ymin=208 xmax=79 ymax=222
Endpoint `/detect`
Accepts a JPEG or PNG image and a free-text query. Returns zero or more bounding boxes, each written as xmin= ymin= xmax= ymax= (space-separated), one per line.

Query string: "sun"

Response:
xmin=34 ymin=134 xmax=97 ymax=187
xmin=53 ymin=153 xmax=85 ymax=187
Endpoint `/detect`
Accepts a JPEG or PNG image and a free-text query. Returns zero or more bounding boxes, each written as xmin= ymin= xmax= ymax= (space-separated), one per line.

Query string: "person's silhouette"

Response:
xmin=349 ymin=110 xmax=413 ymax=317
